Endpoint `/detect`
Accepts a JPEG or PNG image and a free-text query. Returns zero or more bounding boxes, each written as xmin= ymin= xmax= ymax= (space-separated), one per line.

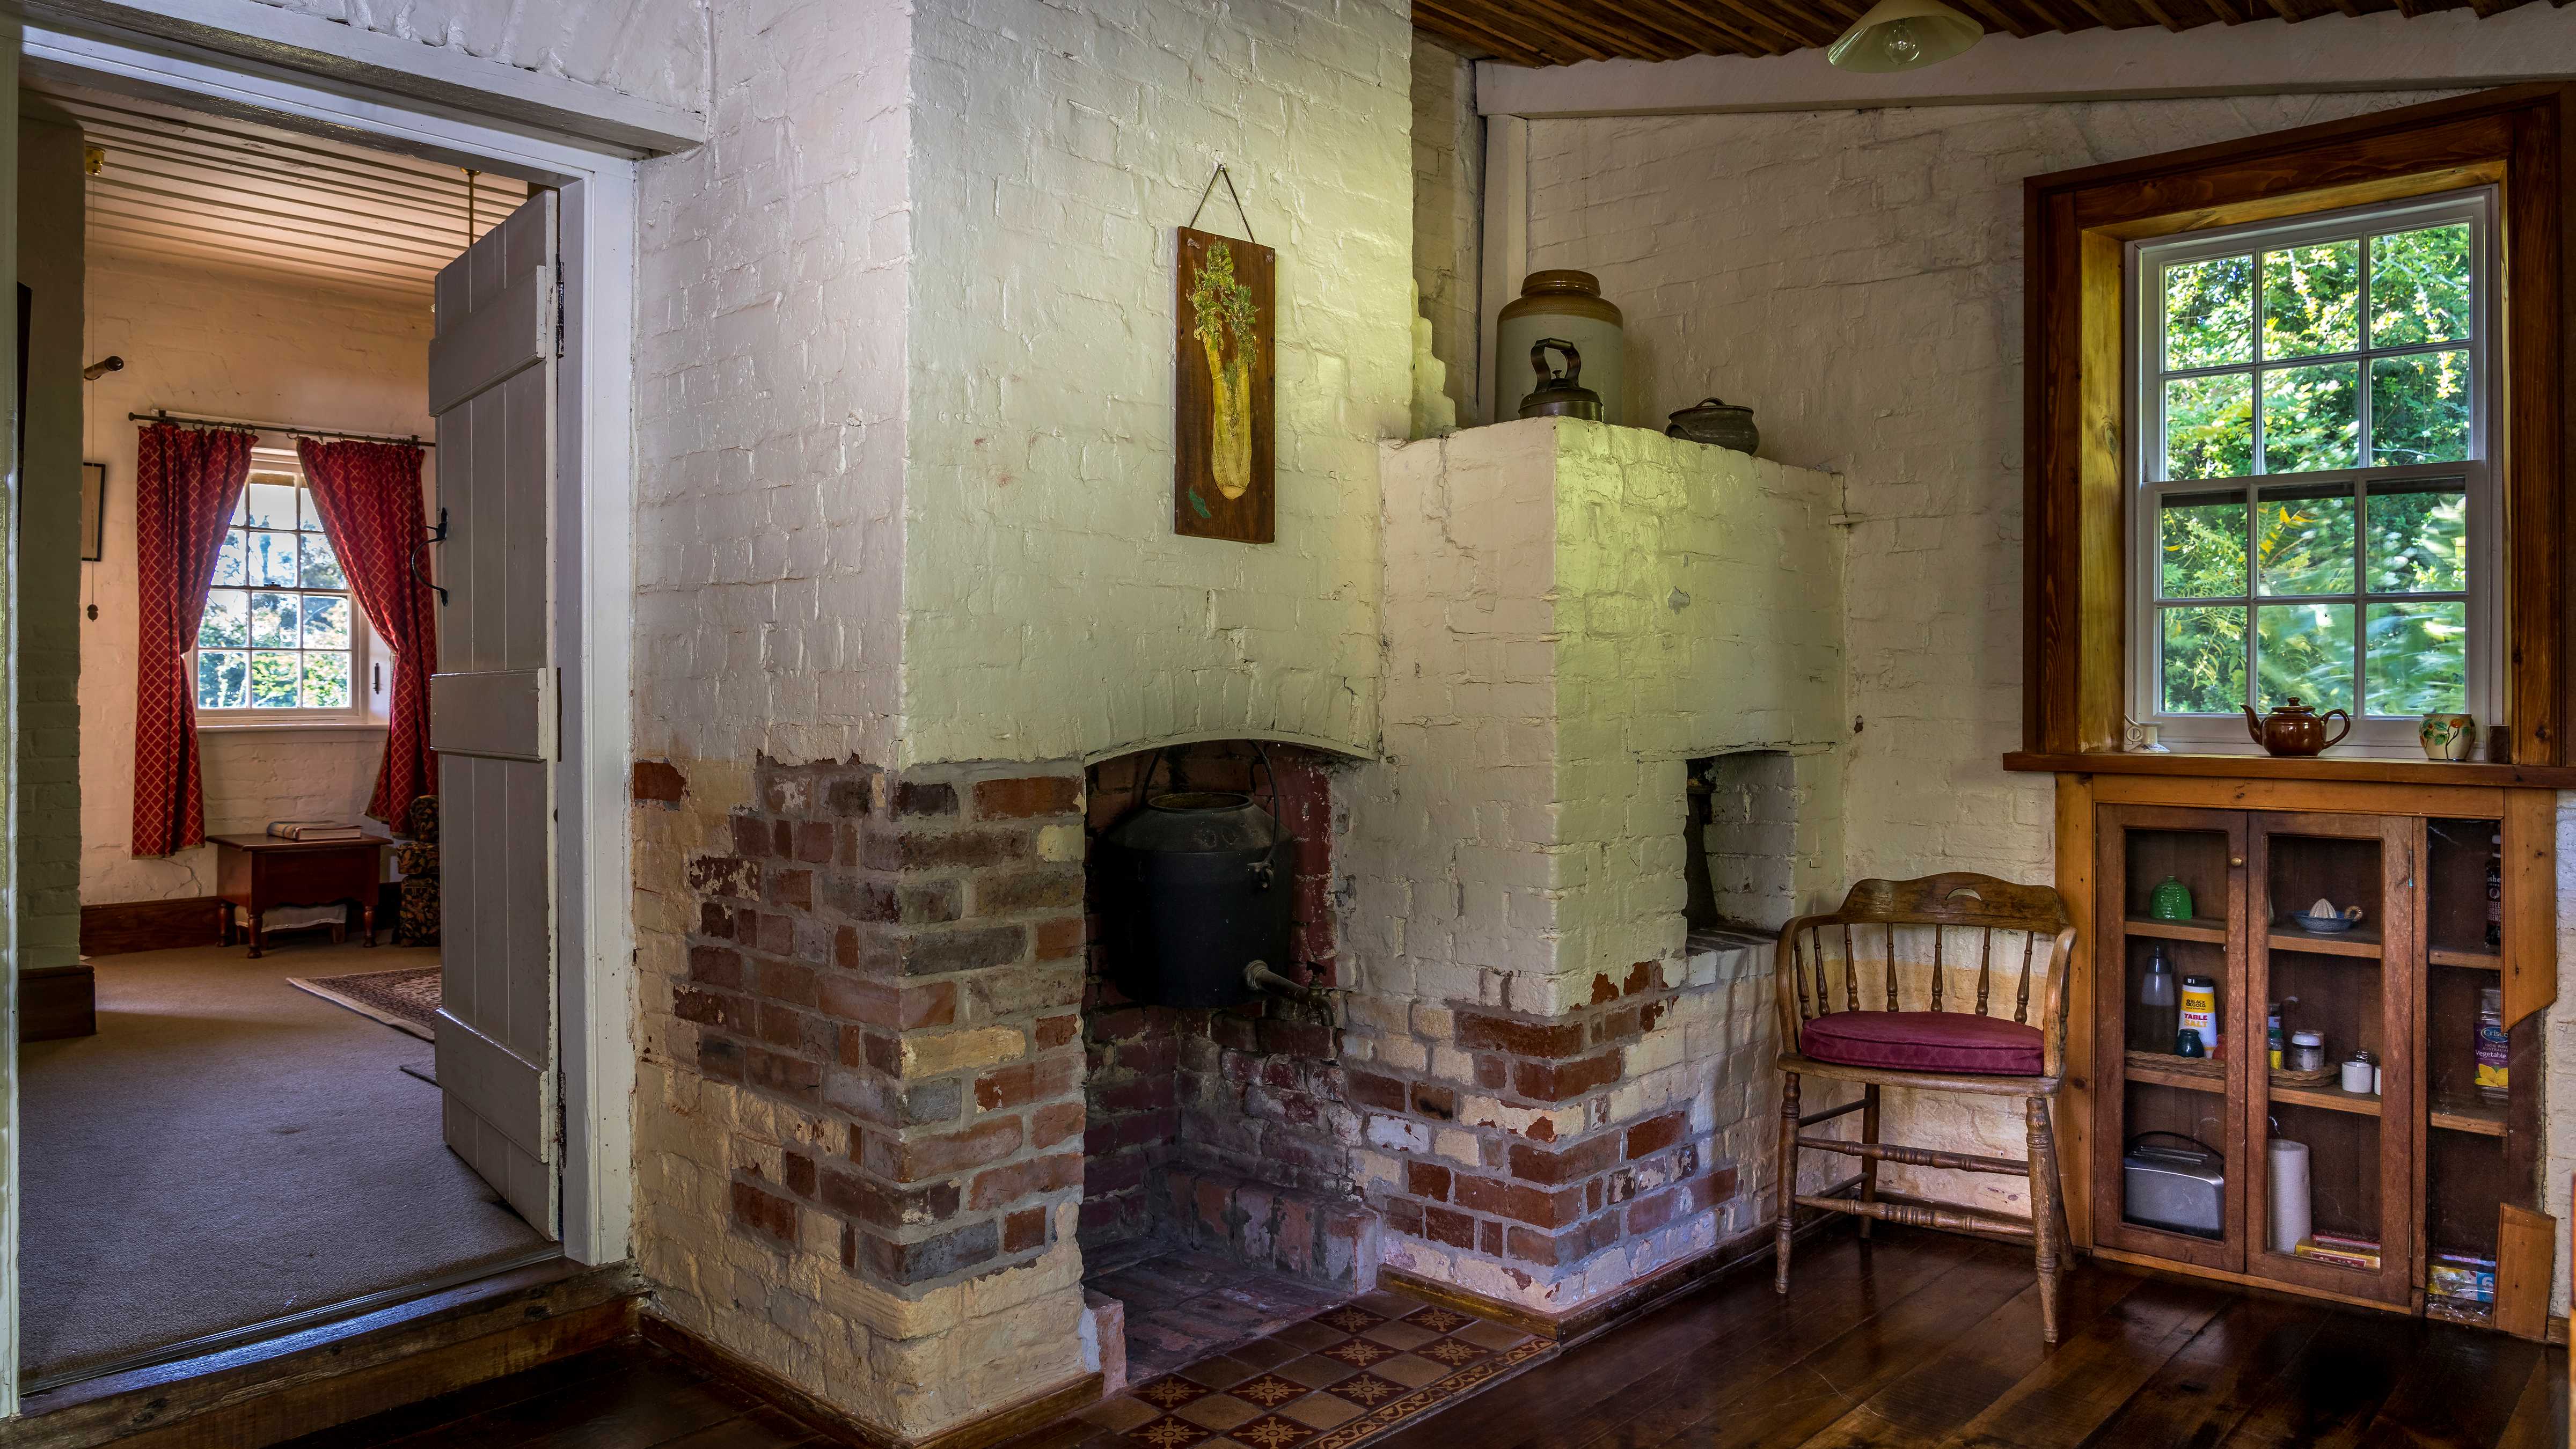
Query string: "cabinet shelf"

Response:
xmin=2126 ymin=1059 xmax=2227 ymax=1094
xmin=2125 ymin=915 xmax=2227 ymax=945
xmin=2429 ymin=1095 xmax=2508 ymax=1138
xmin=2428 ymin=946 xmax=2501 ymax=970
xmin=2270 ymin=1082 xmax=2383 ymax=1118
xmin=2264 ymin=927 xmax=2382 ymax=959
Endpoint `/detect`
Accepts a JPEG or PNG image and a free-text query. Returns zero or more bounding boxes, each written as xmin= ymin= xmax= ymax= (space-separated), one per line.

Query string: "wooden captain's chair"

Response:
xmin=1771 ymin=873 xmax=2080 ymax=1341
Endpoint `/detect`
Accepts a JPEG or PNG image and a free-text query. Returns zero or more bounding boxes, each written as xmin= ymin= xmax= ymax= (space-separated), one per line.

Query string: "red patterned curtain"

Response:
xmin=131 ymin=422 xmax=256 ymax=856
xmin=298 ymin=438 xmax=437 ymax=824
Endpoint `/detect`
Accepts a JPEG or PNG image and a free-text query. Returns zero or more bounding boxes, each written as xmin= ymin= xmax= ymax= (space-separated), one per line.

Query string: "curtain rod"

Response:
xmin=128 ymin=409 xmax=434 ymax=450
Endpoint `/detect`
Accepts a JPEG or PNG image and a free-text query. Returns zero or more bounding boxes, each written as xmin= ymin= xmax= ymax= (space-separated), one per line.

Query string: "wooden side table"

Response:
xmin=208 ymin=834 xmax=389 ymax=958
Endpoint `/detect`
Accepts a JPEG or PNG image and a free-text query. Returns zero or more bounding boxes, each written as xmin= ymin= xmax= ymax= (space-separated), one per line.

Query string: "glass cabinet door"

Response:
xmin=2244 ymin=811 xmax=2420 ymax=1306
xmin=2092 ymin=804 xmax=2249 ymax=1272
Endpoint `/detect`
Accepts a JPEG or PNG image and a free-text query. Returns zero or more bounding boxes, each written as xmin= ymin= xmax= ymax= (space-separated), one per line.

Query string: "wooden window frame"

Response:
xmin=2021 ymin=85 xmax=2574 ymax=774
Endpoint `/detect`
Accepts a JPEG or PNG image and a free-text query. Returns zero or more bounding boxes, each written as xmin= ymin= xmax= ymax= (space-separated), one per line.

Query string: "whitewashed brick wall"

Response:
xmin=897 ymin=0 xmax=1414 ymax=767
xmin=235 ymin=0 xmax=708 ymax=113
xmin=632 ymin=0 xmax=911 ymax=771
xmin=1340 ymin=421 xmax=1845 ymax=1311
xmin=1411 ymin=36 xmax=1481 ymax=427
xmin=79 ymin=255 xmax=421 ymax=904
xmin=1521 ymin=92 xmax=2467 ymax=1213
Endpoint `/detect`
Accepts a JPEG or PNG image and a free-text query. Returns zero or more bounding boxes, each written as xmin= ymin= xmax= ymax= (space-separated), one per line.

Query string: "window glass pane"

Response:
xmin=301 ymin=530 xmax=347 ymax=590
xmin=2366 ymin=484 xmax=2467 ymax=594
xmin=2256 ymin=487 xmax=2356 ymax=596
xmin=196 ymin=650 xmax=247 ymax=709
xmin=2163 ymin=255 xmax=2253 ymax=370
xmin=250 ymin=651 xmax=302 ymax=708
xmin=213 ymin=529 xmax=247 ymax=587
xmin=2259 ymin=363 xmax=2360 ymax=474
xmin=197 ymin=588 xmax=248 ymax=649
xmin=2256 ymin=601 xmax=2356 ymax=713
xmin=302 ymin=652 xmax=352 ymax=708
xmin=2164 ymin=372 xmax=2253 ymax=481
xmin=2369 ymin=350 xmax=2472 ymax=465
xmin=299 ymin=488 xmax=328 ymax=531
xmin=243 ymin=479 xmax=298 ymax=529
xmin=249 ymin=590 xmax=298 ymax=648
xmin=249 ymin=530 xmax=299 ymax=587
xmin=2160 ymin=606 xmax=2246 ymax=714
xmin=2370 ymin=224 xmax=2472 ymax=347
xmin=2365 ymin=601 xmax=2467 ymax=715
xmin=2259 ymin=240 xmax=2360 ymax=359
xmin=303 ymin=594 xmax=353 ymax=649
xmin=2158 ymin=492 xmax=2248 ymax=599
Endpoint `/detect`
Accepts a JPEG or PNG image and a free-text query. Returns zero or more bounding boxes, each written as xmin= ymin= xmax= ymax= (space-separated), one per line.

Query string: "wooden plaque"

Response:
xmin=1174 ymin=225 xmax=1276 ymax=543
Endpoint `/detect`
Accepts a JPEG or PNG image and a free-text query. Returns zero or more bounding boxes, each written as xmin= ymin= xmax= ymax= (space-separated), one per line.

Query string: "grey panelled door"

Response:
xmin=427 ymin=192 xmax=559 ymax=1236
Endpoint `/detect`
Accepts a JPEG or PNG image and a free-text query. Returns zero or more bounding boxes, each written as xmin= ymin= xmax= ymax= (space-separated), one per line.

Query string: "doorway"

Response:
xmin=2 ymin=26 xmax=636 ymax=1413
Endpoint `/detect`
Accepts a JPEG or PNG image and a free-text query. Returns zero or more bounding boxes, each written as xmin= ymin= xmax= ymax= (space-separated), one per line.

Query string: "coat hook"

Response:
xmin=412 ymin=506 xmax=450 ymax=605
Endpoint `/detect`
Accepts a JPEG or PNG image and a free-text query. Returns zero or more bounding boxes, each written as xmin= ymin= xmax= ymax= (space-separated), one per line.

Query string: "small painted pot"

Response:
xmin=2419 ymin=712 xmax=2476 ymax=762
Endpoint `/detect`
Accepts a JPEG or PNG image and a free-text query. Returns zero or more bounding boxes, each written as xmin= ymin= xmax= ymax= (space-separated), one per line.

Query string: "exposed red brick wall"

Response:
xmin=1078 ymin=742 xmax=1360 ymax=1264
xmin=680 ymin=756 xmax=1091 ymax=1291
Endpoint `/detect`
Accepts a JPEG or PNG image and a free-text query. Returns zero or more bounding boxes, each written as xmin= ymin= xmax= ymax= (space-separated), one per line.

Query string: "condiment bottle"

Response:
xmin=2179 ymin=974 xmax=2221 ymax=1059
xmin=2134 ymin=946 xmax=2178 ymax=1052
xmin=2476 ymin=986 xmax=2508 ymax=1102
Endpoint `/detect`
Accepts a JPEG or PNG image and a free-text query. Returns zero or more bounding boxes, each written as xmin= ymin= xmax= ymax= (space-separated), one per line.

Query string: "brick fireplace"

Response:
xmin=1077 ymin=741 xmax=1377 ymax=1288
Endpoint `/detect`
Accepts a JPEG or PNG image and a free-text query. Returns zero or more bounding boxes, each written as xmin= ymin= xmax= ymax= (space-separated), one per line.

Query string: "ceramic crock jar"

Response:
xmin=1497 ymin=270 xmax=1623 ymax=426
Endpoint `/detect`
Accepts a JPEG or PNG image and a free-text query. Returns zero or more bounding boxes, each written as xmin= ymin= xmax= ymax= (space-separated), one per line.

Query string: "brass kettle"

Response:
xmin=1517 ymin=339 xmax=1604 ymax=421
xmin=2243 ymin=697 xmax=2351 ymax=757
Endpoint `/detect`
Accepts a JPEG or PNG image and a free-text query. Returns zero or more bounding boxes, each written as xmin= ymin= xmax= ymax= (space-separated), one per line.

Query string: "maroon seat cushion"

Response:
xmin=1799 ymin=1010 xmax=2044 ymax=1076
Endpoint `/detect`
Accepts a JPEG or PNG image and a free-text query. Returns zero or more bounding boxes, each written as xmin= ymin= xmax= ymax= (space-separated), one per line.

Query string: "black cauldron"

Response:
xmin=1096 ymin=752 xmax=1296 ymax=1009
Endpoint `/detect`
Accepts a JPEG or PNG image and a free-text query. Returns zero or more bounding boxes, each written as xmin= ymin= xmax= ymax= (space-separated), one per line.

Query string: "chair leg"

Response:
xmin=1775 ymin=1072 xmax=1801 ymax=1294
xmin=2025 ymin=1095 xmax=2063 ymax=1344
xmin=1857 ymin=1084 xmax=1882 ymax=1241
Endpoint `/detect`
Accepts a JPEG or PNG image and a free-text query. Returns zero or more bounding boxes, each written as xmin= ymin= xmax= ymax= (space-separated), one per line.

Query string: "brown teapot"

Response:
xmin=2243 ymin=697 xmax=2351 ymax=757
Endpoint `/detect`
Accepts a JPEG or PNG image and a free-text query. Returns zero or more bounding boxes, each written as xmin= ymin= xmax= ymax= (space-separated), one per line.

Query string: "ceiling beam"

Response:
xmin=1475 ymin=5 xmax=2575 ymax=115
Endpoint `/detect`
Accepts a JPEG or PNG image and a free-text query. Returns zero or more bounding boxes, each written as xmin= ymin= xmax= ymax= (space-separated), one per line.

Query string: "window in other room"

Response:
xmin=2129 ymin=190 xmax=2495 ymax=755
xmin=194 ymin=452 xmax=369 ymax=722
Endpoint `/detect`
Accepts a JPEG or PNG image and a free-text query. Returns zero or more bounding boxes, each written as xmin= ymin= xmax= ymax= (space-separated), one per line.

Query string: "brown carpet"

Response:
xmin=287 ymin=964 xmax=441 ymax=1041
xmin=20 ymin=941 xmax=550 ymax=1384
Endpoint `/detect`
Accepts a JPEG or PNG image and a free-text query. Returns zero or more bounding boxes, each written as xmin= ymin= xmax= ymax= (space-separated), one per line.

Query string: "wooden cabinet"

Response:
xmin=2085 ymin=789 xmax=2546 ymax=1327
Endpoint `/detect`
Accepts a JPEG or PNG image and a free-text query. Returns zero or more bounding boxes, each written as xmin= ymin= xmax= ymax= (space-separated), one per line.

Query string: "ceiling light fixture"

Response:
xmin=1826 ymin=0 xmax=1984 ymax=72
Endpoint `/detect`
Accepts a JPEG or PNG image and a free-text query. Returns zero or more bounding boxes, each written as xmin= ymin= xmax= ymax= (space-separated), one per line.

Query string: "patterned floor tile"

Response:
xmin=1229 ymin=1374 xmax=1309 ymax=1410
xmin=1280 ymin=1393 xmax=1363 ymax=1430
xmin=1357 ymin=1321 xmax=1436 ymax=1351
xmin=1319 ymin=1373 xmax=1406 ymax=1409
xmin=1400 ymin=1305 xmax=1472 ymax=1334
xmin=1174 ymin=1393 xmax=1261 ymax=1433
xmin=1132 ymin=1376 xmax=1211 ymax=1412
xmin=1061 ymin=1280 xmax=1555 ymax=1449
xmin=1125 ymin=1416 xmax=1216 ymax=1448
xmin=1227 ymin=1413 xmax=1318 ymax=1448
xmin=1317 ymin=1338 xmax=1397 ymax=1370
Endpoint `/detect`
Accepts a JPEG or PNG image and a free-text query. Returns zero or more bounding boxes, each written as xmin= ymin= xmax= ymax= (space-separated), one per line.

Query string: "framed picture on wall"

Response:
xmin=79 ymin=462 xmax=105 ymax=561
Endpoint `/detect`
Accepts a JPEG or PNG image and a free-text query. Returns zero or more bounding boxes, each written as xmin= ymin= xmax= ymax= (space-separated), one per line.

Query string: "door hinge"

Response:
xmin=554 ymin=254 xmax=565 ymax=359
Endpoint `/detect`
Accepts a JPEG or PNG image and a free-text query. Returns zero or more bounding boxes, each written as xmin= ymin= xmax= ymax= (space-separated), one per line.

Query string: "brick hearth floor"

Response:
xmin=1086 ymin=1247 xmax=1350 ymax=1381
xmin=1043 ymin=1285 xmax=1551 ymax=1449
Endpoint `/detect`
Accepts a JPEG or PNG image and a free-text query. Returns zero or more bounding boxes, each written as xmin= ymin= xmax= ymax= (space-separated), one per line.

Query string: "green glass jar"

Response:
xmin=2148 ymin=875 xmax=2194 ymax=921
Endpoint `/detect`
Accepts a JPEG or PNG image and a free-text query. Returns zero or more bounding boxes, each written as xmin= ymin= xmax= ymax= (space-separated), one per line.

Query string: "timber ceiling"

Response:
xmin=31 ymin=82 xmax=527 ymax=302
xmin=1414 ymin=0 xmax=2552 ymax=65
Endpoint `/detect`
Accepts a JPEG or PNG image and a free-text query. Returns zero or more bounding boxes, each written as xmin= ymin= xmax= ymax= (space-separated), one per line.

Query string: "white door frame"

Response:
xmin=4 ymin=17 xmax=640 ymax=1413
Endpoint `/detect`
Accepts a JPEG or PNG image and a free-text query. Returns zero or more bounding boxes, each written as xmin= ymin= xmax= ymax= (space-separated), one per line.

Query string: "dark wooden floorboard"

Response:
xmin=271 ymin=1231 xmax=2566 ymax=1449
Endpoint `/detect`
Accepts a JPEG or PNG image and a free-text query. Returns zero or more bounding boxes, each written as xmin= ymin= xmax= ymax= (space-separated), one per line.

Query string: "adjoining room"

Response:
xmin=14 ymin=82 xmax=550 ymax=1389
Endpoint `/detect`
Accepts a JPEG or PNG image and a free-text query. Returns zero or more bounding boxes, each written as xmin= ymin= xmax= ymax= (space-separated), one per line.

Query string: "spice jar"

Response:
xmin=2288 ymin=1029 xmax=2325 ymax=1073
xmin=2340 ymin=1052 xmax=2375 ymax=1094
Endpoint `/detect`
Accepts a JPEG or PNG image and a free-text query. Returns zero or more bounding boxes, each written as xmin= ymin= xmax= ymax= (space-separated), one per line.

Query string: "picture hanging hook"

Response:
xmin=1185 ymin=163 xmax=1255 ymax=245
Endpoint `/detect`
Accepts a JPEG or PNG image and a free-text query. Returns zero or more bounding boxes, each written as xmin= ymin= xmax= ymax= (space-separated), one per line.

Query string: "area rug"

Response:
xmin=286 ymin=965 xmax=441 ymax=1042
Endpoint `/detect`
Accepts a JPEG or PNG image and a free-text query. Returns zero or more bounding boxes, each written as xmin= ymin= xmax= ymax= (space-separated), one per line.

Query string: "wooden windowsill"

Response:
xmin=2001 ymin=750 xmax=2576 ymax=789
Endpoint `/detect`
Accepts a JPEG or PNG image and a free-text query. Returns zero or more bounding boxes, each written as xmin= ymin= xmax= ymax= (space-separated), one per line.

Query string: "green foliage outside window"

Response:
xmin=2150 ymin=217 xmax=2479 ymax=721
